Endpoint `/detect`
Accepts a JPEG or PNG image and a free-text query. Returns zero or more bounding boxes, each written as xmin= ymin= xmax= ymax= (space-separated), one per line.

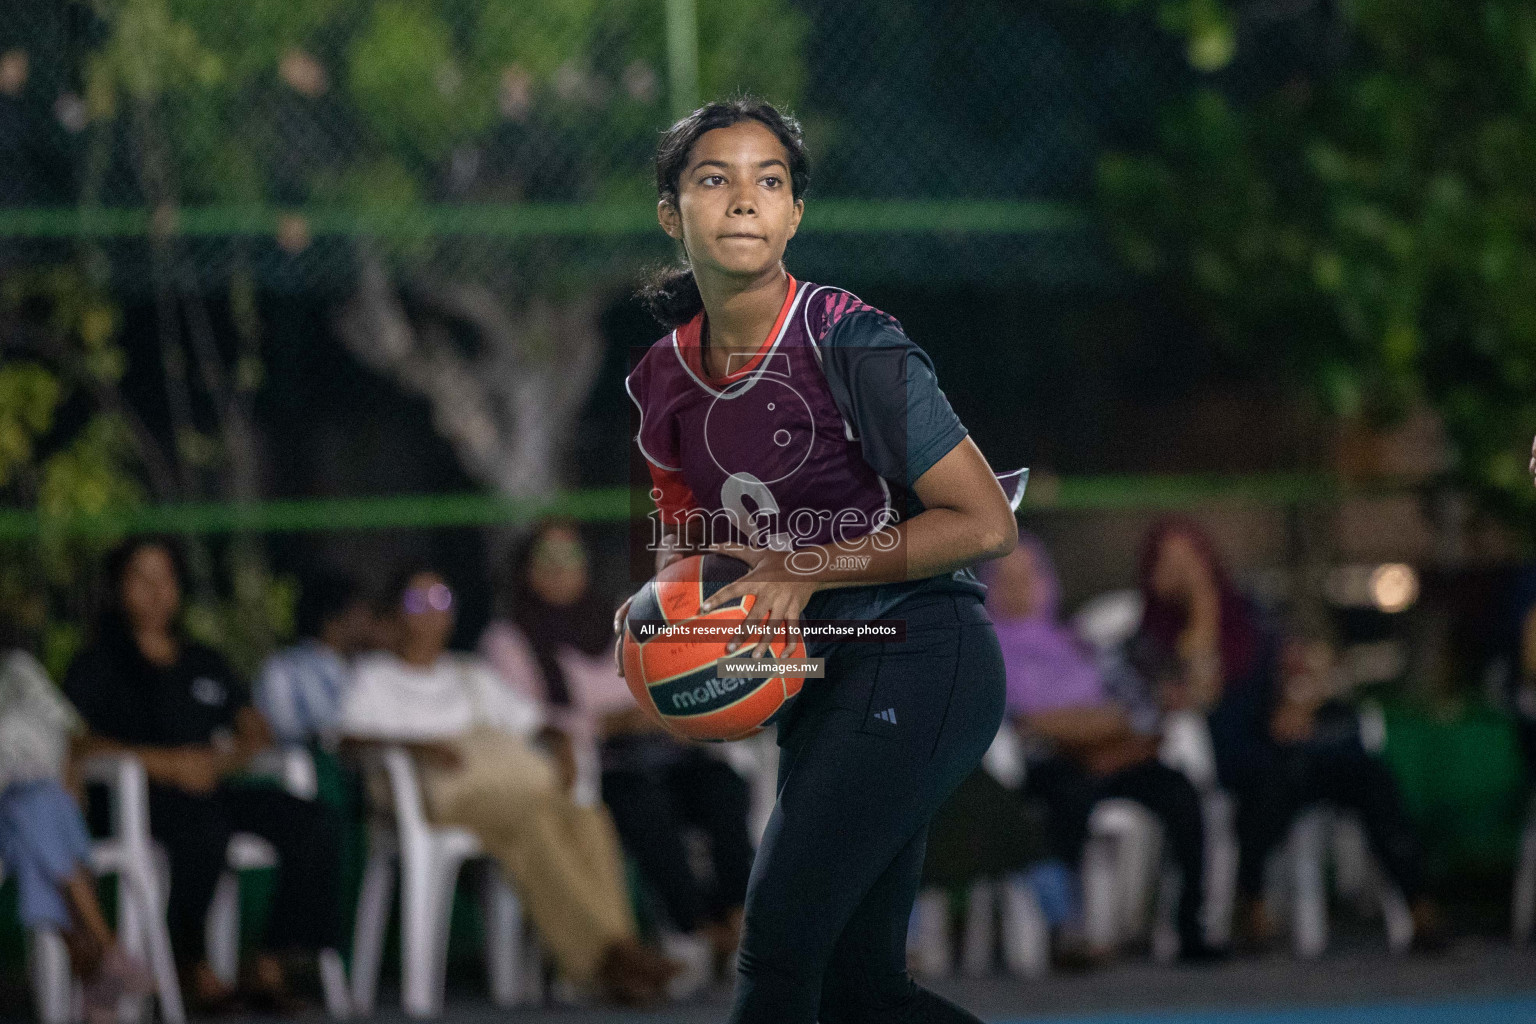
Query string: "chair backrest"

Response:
xmin=81 ymin=753 xmax=154 ymax=855
xmin=1158 ymin=711 xmax=1219 ymax=791
xmin=981 ymin=723 xmax=1027 ymax=790
xmin=378 ymin=745 xmax=431 ymax=836
xmin=1072 ymin=589 xmax=1145 ymax=655
xmin=247 ymin=746 xmax=320 ymax=800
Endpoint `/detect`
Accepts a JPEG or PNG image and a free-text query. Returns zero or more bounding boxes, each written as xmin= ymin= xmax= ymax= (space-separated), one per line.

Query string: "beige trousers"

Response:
xmin=420 ymin=729 xmax=636 ymax=984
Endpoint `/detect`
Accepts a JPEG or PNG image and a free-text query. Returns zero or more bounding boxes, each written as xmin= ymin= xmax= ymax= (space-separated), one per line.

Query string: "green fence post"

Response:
xmin=665 ymin=0 xmax=700 ymax=120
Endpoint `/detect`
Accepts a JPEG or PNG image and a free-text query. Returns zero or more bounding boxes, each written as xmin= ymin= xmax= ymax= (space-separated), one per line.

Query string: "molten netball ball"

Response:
xmin=621 ymin=553 xmax=806 ymax=741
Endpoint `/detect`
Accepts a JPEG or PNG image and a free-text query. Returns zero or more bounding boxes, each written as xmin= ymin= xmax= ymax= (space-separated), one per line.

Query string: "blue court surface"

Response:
xmin=303 ymin=945 xmax=1536 ymax=1024
xmin=996 ymin=993 xmax=1536 ymax=1024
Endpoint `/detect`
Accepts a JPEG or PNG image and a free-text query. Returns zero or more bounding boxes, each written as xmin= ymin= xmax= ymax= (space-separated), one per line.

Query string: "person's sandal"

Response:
xmin=597 ymin=944 xmax=659 ymax=1006
xmin=182 ymin=966 xmax=245 ymax=1018
xmin=1410 ymin=900 xmax=1451 ymax=954
xmin=82 ymin=946 xmax=156 ymax=1024
xmin=240 ymin=957 xmax=312 ymax=1016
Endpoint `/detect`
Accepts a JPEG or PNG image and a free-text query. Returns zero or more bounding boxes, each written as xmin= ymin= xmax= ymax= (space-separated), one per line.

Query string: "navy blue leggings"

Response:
xmin=730 ymin=592 xmax=1006 ymax=1024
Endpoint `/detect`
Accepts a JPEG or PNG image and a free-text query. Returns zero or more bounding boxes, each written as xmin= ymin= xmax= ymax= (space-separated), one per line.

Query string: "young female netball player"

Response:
xmin=616 ymin=97 xmax=1024 ymax=1024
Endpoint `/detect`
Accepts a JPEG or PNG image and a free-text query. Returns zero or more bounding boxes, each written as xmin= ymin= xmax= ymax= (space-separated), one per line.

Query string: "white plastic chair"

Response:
xmin=909 ymin=877 xmax=1049 ymax=982
xmin=1070 ymin=593 xmax=1240 ymax=957
xmin=2 ymin=856 xmax=81 ymax=1024
xmin=70 ymin=748 xmax=350 ymax=1020
xmin=26 ymin=754 xmax=188 ymax=1024
xmin=349 ymin=745 xmax=537 ymax=1018
xmin=1280 ymin=804 xmax=1413 ymax=958
xmin=1273 ymin=704 xmax=1413 ymax=959
xmin=907 ymin=727 xmax=1050 ymax=981
xmin=189 ymin=747 xmax=350 ymax=1017
xmin=1080 ymin=714 xmax=1240 ymax=958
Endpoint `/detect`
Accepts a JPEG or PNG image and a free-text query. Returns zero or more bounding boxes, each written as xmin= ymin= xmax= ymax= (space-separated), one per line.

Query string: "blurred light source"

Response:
xmin=1369 ymin=563 xmax=1418 ymax=613
xmin=54 ymin=92 xmax=87 ymax=133
xmin=279 ymin=49 xmax=328 ymax=98
xmin=0 ymin=49 xmax=28 ymax=96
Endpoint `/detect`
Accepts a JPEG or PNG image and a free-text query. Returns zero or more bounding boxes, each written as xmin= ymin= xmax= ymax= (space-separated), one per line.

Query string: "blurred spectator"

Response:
xmin=992 ymin=535 xmax=1219 ymax=961
xmin=917 ymin=765 xmax=1070 ymax=970
xmin=1 ymin=619 xmax=153 ymax=1023
xmin=64 ymin=538 xmax=342 ymax=1014
xmin=1135 ymin=519 xmax=1443 ymax=951
xmin=256 ymin=572 xmax=376 ymax=747
xmin=341 ymin=563 xmax=680 ymax=1006
xmin=481 ymin=519 xmax=752 ymax=982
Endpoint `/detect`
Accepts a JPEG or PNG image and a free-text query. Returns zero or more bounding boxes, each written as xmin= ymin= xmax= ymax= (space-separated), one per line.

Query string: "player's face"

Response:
xmin=663 ymin=120 xmax=803 ymax=280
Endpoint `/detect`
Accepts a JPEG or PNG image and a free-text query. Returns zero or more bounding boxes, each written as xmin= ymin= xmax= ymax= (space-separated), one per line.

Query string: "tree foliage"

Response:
xmin=1098 ymin=0 xmax=1536 ymax=507
xmin=0 ymin=269 xmax=294 ymax=675
xmin=2 ymin=0 xmax=807 ymax=668
xmin=75 ymin=0 xmax=806 ymax=499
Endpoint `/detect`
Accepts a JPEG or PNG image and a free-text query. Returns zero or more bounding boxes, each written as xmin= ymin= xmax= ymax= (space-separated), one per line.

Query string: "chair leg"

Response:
xmin=205 ymin=872 xmax=241 ymax=988
xmin=29 ymin=929 xmax=74 ymax=1024
xmin=350 ymin=851 xmax=395 ymax=1016
xmin=399 ymin=853 xmax=441 ymax=1019
xmin=1151 ymin=866 xmax=1181 ymax=964
xmin=1123 ymin=820 xmax=1163 ymax=944
xmin=1380 ymin=886 xmax=1414 ymax=954
xmin=1000 ymin=877 xmax=1050 ymax=980
xmin=1512 ymin=817 xmax=1536 ymax=944
xmin=484 ymin=871 xmax=523 ymax=1008
xmin=425 ymin=860 xmax=462 ymax=1018
xmin=1202 ymin=792 xmax=1239 ymax=947
xmin=318 ymin=948 xmax=352 ymax=1019
xmin=122 ymin=862 xmax=186 ymax=1024
xmin=1331 ymin=814 xmax=1374 ymax=917
xmin=1291 ymin=809 xmax=1329 ymax=960
xmin=960 ymin=881 xmax=996 ymax=977
xmin=907 ymin=889 xmax=952 ymax=978
xmin=401 ymin=850 xmax=463 ymax=1019
xmin=1082 ymin=832 xmax=1120 ymax=950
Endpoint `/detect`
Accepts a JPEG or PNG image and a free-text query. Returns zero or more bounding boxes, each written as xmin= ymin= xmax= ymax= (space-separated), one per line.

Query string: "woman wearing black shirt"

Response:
xmin=66 ymin=539 xmax=341 ymax=1013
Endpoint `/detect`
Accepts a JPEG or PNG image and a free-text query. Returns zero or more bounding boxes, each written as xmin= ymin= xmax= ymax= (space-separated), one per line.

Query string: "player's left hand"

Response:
xmin=699 ymin=541 xmax=821 ymax=659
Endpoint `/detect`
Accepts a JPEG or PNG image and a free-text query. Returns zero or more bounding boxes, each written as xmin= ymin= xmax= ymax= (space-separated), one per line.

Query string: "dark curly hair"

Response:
xmin=637 ymin=96 xmax=811 ymax=330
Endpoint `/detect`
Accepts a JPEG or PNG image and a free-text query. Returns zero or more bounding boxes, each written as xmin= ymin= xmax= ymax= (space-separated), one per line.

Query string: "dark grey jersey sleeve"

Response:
xmin=817 ymin=310 xmax=969 ymax=489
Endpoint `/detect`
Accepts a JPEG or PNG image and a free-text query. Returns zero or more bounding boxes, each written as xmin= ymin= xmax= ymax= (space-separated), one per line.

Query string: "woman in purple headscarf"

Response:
xmin=990 ymin=534 xmax=1221 ymax=961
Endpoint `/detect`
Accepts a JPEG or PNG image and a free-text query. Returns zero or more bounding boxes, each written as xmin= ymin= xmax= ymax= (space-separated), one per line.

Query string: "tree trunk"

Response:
xmin=335 ymin=250 xmax=606 ymax=500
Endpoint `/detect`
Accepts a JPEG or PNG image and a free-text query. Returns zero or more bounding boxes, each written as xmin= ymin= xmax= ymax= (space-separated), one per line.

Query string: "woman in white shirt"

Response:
xmin=482 ymin=520 xmax=753 ymax=979
xmin=341 ymin=566 xmax=679 ymax=1005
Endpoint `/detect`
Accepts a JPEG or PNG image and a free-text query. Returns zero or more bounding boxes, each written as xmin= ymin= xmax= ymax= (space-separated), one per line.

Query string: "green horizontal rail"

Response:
xmin=0 ymin=474 xmax=1341 ymax=540
xmin=0 ymin=487 xmax=645 ymax=539
xmin=0 ymin=200 xmax=1087 ymax=239
xmin=1029 ymin=472 xmax=1339 ymax=511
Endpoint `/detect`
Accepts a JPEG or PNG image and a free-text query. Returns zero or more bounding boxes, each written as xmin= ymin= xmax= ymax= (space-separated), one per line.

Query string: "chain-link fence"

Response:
xmin=0 ymin=0 xmax=1346 ymax=294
